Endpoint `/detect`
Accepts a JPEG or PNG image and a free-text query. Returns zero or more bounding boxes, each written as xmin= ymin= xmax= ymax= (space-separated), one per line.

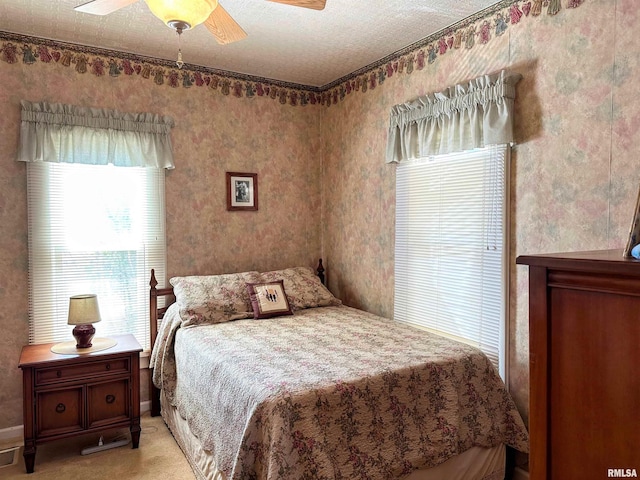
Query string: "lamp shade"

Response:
xmin=144 ymin=0 xmax=218 ymax=29
xmin=68 ymin=294 xmax=102 ymax=326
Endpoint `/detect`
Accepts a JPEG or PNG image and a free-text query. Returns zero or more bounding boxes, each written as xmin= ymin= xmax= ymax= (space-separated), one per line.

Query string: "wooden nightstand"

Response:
xmin=18 ymin=334 xmax=142 ymax=473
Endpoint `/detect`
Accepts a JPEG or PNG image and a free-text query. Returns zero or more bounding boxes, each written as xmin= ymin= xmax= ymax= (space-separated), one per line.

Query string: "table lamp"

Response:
xmin=68 ymin=294 xmax=102 ymax=348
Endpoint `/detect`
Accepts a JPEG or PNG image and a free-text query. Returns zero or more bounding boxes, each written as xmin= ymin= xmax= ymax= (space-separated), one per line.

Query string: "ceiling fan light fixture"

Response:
xmin=144 ymin=0 xmax=219 ymax=30
xmin=167 ymin=20 xmax=190 ymax=33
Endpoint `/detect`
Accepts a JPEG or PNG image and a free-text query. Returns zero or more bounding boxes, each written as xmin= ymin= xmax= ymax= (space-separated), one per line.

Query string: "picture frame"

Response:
xmin=624 ymin=183 xmax=640 ymax=257
xmin=226 ymin=172 xmax=258 ymax=211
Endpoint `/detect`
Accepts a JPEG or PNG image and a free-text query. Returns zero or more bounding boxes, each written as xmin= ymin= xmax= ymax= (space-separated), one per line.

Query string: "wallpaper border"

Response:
xmin=0 ymin=0 xmax=583 ymax=107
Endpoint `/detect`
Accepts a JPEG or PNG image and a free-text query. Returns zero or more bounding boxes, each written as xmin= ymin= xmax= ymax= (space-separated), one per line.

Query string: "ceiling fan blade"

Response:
xmin=268 ymin=0 xmax=326 ymax=11
xmin=204 ymin=5 xmax=248 ymax=45
xmin=74 ymin=0 xmax=139 ymax=15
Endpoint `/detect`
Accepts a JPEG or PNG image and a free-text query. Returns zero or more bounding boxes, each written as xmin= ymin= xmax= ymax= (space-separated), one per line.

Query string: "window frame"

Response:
xmin=393 ymin=145 xmax=510 ymax=379
xmin=26 ymin=161 xmax=167 ymax=351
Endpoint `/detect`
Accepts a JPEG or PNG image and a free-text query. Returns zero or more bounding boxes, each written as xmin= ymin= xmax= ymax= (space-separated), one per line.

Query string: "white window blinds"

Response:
xmin=394 ymin=145 xmax=509 ymax=378
xmin=26 ymin=162 xmax=166 ymax=350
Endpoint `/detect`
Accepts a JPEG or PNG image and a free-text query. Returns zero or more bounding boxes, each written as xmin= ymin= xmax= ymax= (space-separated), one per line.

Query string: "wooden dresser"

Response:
xmin=516 ymin=250 xmax=640 ymax=480
xmin=18 ymin=334 xmax=141 ymax=473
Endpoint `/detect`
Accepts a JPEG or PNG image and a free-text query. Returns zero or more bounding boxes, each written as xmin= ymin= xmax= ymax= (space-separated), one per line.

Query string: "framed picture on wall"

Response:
xmin=226 ymin=172 xmax=258 ymax=211
xmin=624 ymin=183 xmax=640 ymax=257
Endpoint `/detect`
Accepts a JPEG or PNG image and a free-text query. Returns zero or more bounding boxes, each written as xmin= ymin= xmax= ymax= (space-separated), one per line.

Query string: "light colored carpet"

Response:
xmin=0 ymin=413 xmax=196 ymax=479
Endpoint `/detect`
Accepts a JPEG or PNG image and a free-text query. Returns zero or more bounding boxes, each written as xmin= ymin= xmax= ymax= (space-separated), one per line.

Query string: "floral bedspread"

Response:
xmin=151 ymin=305 xmax=529 ymax=480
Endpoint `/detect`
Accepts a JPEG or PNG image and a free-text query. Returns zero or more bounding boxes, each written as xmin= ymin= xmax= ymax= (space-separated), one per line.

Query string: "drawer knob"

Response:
xmin=55 ymin=403 xmax=66 ymax=413
xmin=106 ymin=394 xmax=116 ymax=404
xmin=56 ymin=370 xmax=62 ymax=378
xmin=105 ymin=364 xmax=111 ymax=371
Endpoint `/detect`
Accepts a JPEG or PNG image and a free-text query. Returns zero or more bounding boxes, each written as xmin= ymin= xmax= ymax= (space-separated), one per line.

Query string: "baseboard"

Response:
xmin=513 ymin=466 xmax=529 ymax=480
xmin=0 ymin=400 xmax=152 ymax=447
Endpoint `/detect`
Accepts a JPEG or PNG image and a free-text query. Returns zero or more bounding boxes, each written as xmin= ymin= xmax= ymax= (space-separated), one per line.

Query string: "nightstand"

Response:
xmin=18 ymin=333 xmax=142 ymax=473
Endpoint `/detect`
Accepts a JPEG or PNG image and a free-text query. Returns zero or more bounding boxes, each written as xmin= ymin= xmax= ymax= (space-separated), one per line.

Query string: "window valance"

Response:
xmin=385 ymin=70 xmax=522 ymax=163
xmin=17 ymin=100 xmax=175 ymax=169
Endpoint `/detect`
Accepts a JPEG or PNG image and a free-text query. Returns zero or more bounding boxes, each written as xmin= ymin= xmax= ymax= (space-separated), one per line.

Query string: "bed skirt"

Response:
xmin=160 ymin=390 xmax=506 ymax=480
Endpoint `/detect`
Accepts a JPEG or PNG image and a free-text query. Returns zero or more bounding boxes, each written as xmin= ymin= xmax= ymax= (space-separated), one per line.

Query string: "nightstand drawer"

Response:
xmin=36 ymin=387 xmax=84 ymax=438
xmin=35 ymin=357 xmax=130 ymax=386
xmin=87 ymin=379 xmax=130 ymax=428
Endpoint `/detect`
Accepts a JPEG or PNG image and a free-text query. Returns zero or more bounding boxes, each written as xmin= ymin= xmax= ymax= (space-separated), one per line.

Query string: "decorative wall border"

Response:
xmin=0 ymin=0 xmax=583 ymax=107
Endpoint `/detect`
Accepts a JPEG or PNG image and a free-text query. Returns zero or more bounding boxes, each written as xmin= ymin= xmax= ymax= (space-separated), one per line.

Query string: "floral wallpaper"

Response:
xmin=0 ymin=1 xmax=630 ymax=463
xmin=0 ymin=59 xmax=322 ymax=429
xmin=321 ymin=0 xmax=634 ymax=429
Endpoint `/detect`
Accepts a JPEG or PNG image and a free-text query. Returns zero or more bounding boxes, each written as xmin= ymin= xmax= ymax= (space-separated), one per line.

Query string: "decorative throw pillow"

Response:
xmin=170 ymin=271 xmax=261 ymax=326
xmin=258 ymin=266 xmax=341 ymax=311
xmin=246 ymin=281 xmax=293 ymax=319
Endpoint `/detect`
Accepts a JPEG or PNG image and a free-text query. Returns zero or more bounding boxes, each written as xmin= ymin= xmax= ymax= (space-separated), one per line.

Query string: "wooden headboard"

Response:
xmin=148 ymin=259 xmax=326 ymax=416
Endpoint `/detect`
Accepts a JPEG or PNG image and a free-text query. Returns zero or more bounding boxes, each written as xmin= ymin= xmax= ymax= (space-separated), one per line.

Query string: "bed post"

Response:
xmin=317 ymin=258 xmax=325 ymax=285
xmin=149 ymin=269 xmax=161 ymax=417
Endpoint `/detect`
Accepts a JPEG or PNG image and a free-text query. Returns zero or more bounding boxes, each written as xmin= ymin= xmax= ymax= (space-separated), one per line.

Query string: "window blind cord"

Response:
xmin=485 ymin=145 xmax=500 ymax=251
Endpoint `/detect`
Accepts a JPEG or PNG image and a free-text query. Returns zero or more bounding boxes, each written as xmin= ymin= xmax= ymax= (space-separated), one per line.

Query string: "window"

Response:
xmin=394 ymin=145 xmax=509 ymax=378
xmin=27 ymin=161 xmax=166 ymax=350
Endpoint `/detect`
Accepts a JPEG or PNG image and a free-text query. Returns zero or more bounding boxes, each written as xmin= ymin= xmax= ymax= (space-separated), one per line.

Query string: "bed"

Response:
xmin=148 ymin=263 xmax=529 ymax=480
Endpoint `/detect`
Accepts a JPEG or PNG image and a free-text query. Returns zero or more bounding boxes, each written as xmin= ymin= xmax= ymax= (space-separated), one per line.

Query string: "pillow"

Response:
xmin=170 ymin=271 xmax=261 ymax=326
xmin=258 ymin=266 xmax=341 ymax=311
xmin=246 ymin=281 xmax=293 ymax=319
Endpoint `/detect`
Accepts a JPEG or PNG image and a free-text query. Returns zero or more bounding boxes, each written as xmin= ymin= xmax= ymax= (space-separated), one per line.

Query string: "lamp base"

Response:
xmin=72 ymin=324 xmax=96 ymax=348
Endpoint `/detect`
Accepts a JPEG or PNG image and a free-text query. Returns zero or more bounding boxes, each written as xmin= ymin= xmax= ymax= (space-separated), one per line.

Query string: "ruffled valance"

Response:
xmin=17 ymin=100 xmax=175 ymax=169
xmin=386 ymin=70 xmax=522 ymax=163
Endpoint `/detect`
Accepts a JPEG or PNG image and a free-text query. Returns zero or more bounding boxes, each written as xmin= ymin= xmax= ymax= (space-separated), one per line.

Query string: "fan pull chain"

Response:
xmin=176 ymin=28 xmax=184 ymax=69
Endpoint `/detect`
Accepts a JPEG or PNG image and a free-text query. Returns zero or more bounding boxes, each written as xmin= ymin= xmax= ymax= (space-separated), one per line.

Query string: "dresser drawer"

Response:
xmin=36 ymin=387 xmax=84 ymax=438
xmin=35 ymin=357 xmax=130 ymax=386
xmin=87 ymin=379 xmax=130 ymax=428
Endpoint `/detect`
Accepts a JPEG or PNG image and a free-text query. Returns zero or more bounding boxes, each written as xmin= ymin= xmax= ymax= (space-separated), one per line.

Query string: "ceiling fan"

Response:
xmin=74 ymin=0 xmax=327 ymax=46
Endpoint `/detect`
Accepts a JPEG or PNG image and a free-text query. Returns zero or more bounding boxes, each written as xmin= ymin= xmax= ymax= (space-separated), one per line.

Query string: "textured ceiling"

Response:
xmin=0 ymin=0 xmax=502 ymax=87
